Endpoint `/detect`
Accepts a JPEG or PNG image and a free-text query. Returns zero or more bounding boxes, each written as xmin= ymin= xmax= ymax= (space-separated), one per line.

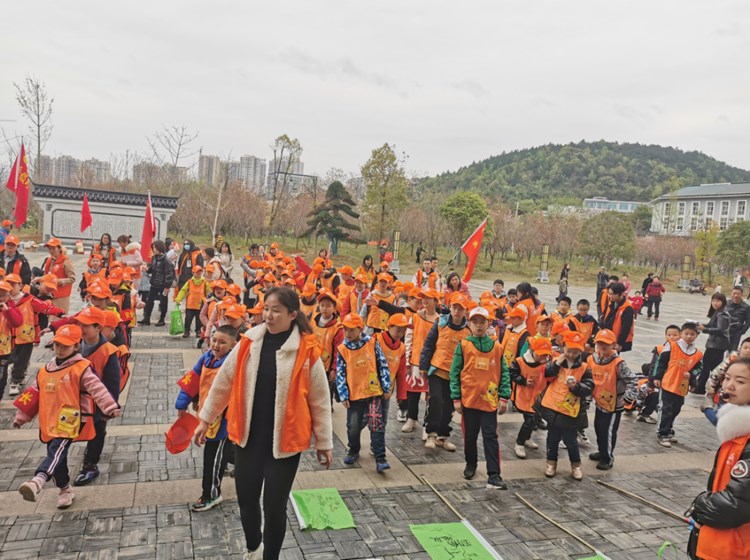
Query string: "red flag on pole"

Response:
xmin=80 ymin=193 xmax=93 ymax=232
xmin=10 ymin=144 xmax=30 ymax=228
xmin=5 ymin=152 xmax=18 ymax=193
xmin=461 ymin=217 xmax=488 ymax=283
xmin=140 ymin=192 xmax=156 ymax=261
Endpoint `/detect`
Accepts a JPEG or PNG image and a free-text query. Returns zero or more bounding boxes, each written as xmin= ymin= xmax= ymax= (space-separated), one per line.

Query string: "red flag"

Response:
xmin=461 ymin=217 xmax=488 ymax=283
xmin=176 ymin=369 xmax=200 ymax=397
xmin=7 ymin=145 xmax=30 ymax=228
xmin=140 ymin=192 xmax=156 ymax=261
xmin=13 ymin=386 xmax=39 ymax=417
xmin=80 ymin=193 xmax=93 ymax=232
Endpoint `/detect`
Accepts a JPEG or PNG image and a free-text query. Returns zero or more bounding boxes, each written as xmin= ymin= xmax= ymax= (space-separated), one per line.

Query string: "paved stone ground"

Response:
xmin=0 ymin=253 xmax=728 ymax=558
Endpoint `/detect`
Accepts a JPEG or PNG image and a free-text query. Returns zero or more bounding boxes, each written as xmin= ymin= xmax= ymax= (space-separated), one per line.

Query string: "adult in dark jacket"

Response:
xmin=0 ymin=235 xmax=31 ymax=285
xmin=687 ymin=357 xmax=750 ymax=560
xmin=595 ymin=267 xmax=608 ymax=307
xmin=727 ymin=287 xmax=750 ymax=351
xmin=641 ymin=273 xmax=654 ymax=294
xmin=139 ymin=240 xmax=175 ymax=326
xmin=177 ymin=239 xmax=204 ymax=288
xmin=603 ymin=282 xmax=635 ymax=353
xmin=696 ymin=293 xmax=731 ymax=394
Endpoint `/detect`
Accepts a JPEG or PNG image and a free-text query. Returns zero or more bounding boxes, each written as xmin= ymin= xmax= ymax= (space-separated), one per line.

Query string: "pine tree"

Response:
xmin=302 ymin=181 xmax=360 ymax=255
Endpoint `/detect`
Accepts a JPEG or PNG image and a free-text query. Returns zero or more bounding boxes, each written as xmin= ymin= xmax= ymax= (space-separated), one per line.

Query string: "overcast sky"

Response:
xmin=2 ymin=1 xmax=749 ymax=179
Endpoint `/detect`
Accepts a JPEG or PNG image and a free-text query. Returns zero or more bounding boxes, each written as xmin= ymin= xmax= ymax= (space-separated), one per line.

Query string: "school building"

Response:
xmin=649 ymin=182 xmax=750 ymax=235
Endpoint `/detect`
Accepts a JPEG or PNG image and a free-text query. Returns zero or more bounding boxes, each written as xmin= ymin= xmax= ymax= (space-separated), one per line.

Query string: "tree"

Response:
xmin=361 ymin=143 xmax=409 ymax=243
xmin=302 ymin=181 xmax=360 ymax=256
xmin=694 ymin=225 xmax=720 ymax=283
xmin=440 ymin=192 xmax=489 ymax=246
xmin=146 ymin=125 xmax=198 ymax=193
xmin=14 ymin=77 xmax=53 ymax=176
xmin=487 ymin=203 xmax=516 ymax=269
xmin=718 ymin=221 xmax=750 ymax=269
xmin=631 ymin=204 xmax=653 ymax=235
xmin=576 ymin=211 xmax=636 ymax=265
xmin=268 ymin=134 xmax=303 ymax=230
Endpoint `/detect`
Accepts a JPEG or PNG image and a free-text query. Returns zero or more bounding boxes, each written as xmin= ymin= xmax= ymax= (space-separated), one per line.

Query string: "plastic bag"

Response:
xmin=169 ymin=309 xmax=184 ymax=336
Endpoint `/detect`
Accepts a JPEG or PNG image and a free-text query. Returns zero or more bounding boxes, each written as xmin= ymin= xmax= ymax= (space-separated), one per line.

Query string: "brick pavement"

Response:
xmin=0 ymin=253 xmax=728 ymax=558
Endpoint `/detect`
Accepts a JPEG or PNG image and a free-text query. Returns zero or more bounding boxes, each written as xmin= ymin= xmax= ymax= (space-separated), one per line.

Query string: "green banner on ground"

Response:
xmin=410 ymin=522 xmax=501 ymax=560
xmin=290 ymin=488 xmax=356 ymax=531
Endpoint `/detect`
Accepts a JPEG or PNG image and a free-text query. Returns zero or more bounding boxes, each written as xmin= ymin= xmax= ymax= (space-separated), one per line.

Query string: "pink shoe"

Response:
xmin=18 ymin=478 xmax=43 ymax=502
xmin=57 ymin=485 xmax=75 ymax=509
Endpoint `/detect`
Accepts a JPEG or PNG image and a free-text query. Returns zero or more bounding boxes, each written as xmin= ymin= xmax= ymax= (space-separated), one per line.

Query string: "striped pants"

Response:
xmin=594 ymin=408 xmax=622 ymax=465
xmin=202 ymin=438 xmax=228 ymax=500
xmin=37 ymin=438 xmax=72 ymax=488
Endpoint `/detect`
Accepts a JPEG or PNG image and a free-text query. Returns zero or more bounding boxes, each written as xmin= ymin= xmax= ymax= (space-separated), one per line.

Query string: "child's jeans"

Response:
xmin=0 ymin=354 xmax=11 ymax=398
xmin=184 ymin=308 xmax=201 ymax=336
xmin=202 ymin=438 xmax=229 ymax=500
xmin=346 ymin=398 xmax=386 ymax=461
xmin=516 ymin=412 xmax=538 ymax=445
xmin=462 ymin=408 xmax=500 ymax=475
xmin=658 ymin=391 xmax=684 ymax=437
xmin=10 ymin=343 xmax=33 ymax=384
xmin=593 ymin=409 xmax=622 ymax=465
xmin=704 ymin=401 xmax=724 ymax=426
xmin=425 ymin=375 xmax=454 ymax=437
xmin=546 ymin=426 xmax=581 ymax=463
xmin=37 ymin=438 xmax=73 ymax=488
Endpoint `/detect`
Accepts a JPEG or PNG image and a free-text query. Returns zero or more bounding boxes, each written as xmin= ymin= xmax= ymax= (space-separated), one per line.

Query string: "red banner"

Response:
xmin=6 ymin=144 xmax=30 ymax=228
xmin=80 ymin=193 xmax=93 ymax=232
xmin=140 ymin=192 xmax=156 ymax=261
xmin=177 ymin=369 xmax=200 ymax=397
xmin=461 ymin=217 xmax=488 ymax=283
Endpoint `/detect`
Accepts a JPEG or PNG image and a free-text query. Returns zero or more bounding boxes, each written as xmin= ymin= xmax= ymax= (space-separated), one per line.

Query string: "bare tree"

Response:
xmin=14 ymin=77 xmax=54 ymax=176
xmin=268 ymin=134 xmax=303 ymax=229
xmin=146 ymin=125 xmax=198 ymax=193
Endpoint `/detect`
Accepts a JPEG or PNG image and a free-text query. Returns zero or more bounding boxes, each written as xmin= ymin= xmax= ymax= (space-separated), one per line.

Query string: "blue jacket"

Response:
xmin=175 ymin=350 xmax=230 ymax=440
xmin=335 ymin=334 xmax=391 ymax=402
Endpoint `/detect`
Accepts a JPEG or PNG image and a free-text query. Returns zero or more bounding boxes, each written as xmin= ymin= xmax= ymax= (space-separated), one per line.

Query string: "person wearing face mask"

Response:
xmin=177 ymin=240 xmax=204 ymax=295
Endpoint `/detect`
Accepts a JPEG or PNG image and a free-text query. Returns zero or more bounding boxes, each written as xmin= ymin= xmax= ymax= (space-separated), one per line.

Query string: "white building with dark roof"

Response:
xmin=650 ymin=182 xmax=750 ymax=235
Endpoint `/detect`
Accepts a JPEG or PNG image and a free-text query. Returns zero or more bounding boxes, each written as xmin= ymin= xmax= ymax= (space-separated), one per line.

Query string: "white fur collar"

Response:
xmin=716 ymin=404 xmax=750 ymax=443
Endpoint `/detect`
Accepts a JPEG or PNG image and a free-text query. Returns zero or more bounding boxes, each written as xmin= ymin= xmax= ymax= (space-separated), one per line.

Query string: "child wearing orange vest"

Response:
xmin=311 ymin=289 xmax=344 ymax=403
xmin=335 ymin=313 xmax=392 ymax=473
xmin=686 ymin=357 xmax=750 ymax=560
xmin=550 ymin=297 xmax=573 ymax=324
xmin=653 ymin=322 xmax=703 ymax=447
xmin=403 ymin=288 xmax=440 ymax=434
xmin=72 ymin=306 xmax=122 ymax=486
xmin=299 ymin=283 xmax=318 ymax=319
xmin=176 ymin=266 xmax=210 ymax=339
xmin=450 ymin=307 xmax=510 ymax=489
xmin=586 ymin=329 xmax=635 ymax=470
xmin=341 ymin=274 xmax=370 ymax=317
xmin=500 ymin=307 xmax=529 ymax=368
xmin=510 ymin=337 xmax=553 ymax=459
xmin=176 ymin=325 xmax=238 ymax=511
xmin=7 ymin=273 xmax=65 ymax=396
xmin=420 ymin=292 xmax=471 ymax=451
xmin=539 ymin=331 xmax=594 ymax=481
xmin=79 ymin=253 xmax=107 ymax=300
xmin=13 ymin=324 xmax=120 ymax=508
xmin=362 ymin=273 xmax=394 ymax=334
xmin=0 ymin=280 xmax=23 ymax=400
xmin=567 ymin=299 xmax=599 ymax=352
xmin=375 ymin=313 xmax=408 ymax=426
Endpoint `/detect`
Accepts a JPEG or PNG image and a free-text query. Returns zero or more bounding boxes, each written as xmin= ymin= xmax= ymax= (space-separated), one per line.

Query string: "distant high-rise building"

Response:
xmin=265 ymin=171 xmax=318 ymax=200
xmin=34 ymin=155 xmax=110 ymax=186
xmin=268 ymin=157 xmax=304 ymax=177
xmin=199 ymin=154 xmax=224 ymax=186
xmin=238 ymin=155 xmax=267 ymax=191
xmin=132 ymin=162 xmax=186 ymax=186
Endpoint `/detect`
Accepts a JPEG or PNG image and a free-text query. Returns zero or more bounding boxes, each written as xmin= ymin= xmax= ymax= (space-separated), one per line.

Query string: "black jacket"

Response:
xmin=703 ymin=310 xmax=731 ymax=351
xmin=0 ymin=251 xmax=31 ymax=285
xmin=147 ymin=254 xmax=175 ymax=290
xmin=727 ymin=300 xmax=750 ymax=338
xmin=537 ymin=356 xmax=594 ymax=430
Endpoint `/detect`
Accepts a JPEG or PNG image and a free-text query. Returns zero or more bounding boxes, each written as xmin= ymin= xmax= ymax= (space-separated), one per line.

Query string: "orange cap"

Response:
xmin=506 ymin=307 xmax=526 ymax=320
xmin=402 ymin=281 xmax=415 ymax=292
xmin=263 ymin=273 xmax=277 ymax=284
xmin=529 ymin=337 xmax=553 ymax=355
xmin=563 ymin=331 xmax=586 ymax=351
xmin=419 ymin=288 xmax=440 ymax=300
xmin=211 ymin=279 xmax=228 ymax=290
xmin=75 ymin=306 xmax=106 ymax=325
xmin=270 ymin=242 xmax=279 ymax=250
xmin=192 ymin=265 xmax=203 ymax=273
xmin=338 ymin=265 xmax=354 ymax=276
xmin=317 ymin=288 xmax=337 ymax=305
xmin=449 ymin=293 xmax=469 ymax=309
xmin=536 ymin=314 xmax=553 ymax=324
xmin=4 ymin=235 xmax=19 ymax=246
xmin=355 ymin=274 xmax=369 ymax=284
xmin=218 ymin=296 xmax=237 ymax=309
xmin=408 ymin=287 xmax=423 ymax=298
xmin=2 ymin=220 xmax=11 ymax=228
xmin=594 ymin=329 xmax=617 ymax=345
xmin=224 ymin=304 xmax=247 ymax=319
xmin=377 ymin=272 xmax=391 ymax=283
xmin=249 ymin=260 xmax=260 ymax=269
xmin=87 ymin=283 xmax=113 ymax=298
xmin=341 ymin=313 xmax=364 ymax=329
xmin=0 ymin=281 xmax=11 ymax=292
xmin=227 ymin=284 xmax=242 ymax=297
xmin=4 ymin=273 xmax=22 ymax=284
xmin=101 ymin=310 xmax=120 ymax=328
xmin=44 ymin=237 xmax=62 ymax=248
xmin=248 ymin=303 xmax=264 ymax=315
xmin=387 ymin=313 xmax=410 ymax=328
xmin=552 ymin=321 xmax=570 ymax=336
xmin=312 ymin=264 xmax=324 ymax=274
xmin=53 ymin=324 xmax=82 ymax=346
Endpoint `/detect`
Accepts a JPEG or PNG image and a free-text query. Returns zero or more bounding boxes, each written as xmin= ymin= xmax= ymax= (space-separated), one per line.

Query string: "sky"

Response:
xmin=2 ymin=1 xmax=749 ymax=179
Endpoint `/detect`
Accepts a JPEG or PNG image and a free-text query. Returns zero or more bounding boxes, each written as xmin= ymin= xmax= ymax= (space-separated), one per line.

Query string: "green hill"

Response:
xmin=419 ymin=140 xmax=750 ymax=208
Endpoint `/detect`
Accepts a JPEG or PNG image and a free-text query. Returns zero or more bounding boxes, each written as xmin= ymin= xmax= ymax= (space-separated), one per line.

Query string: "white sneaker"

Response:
xmin=524 ymin=438 xmax=539 ymax=450
xmin=559 ymin=440 xmax=567 ymax=449
xmin=421 ymin=428 xmax=429 ymax=441
xmin=401 ymin=419 xmax=418 ymax=433
xmin=396 ymin=409 xmax=407 ymax=423
xmin=514 ymin=444 xmax=527 ymax=459
xmin=424 ymin=434 xmax=437 ymax=449
xmin=578 ymin=431 xmax=590 ymax=446
xmin=435 ymin=438 xmax=456 ymax=452
xmin=243 ymin=543 xmax=264 ymax=560
xmin=8 ymin=384 xmax=20 ymax=396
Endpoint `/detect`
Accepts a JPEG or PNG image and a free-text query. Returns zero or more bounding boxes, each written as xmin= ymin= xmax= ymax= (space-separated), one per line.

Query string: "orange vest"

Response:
xmin=366 ymin=292 xmax=394 ymax=332
xmin=186 ymin=279 xmax=208 ymax=310
xmin=410 ymin=313 xmax=436 ymax=367
xmin=697 ymin=434 xmax=750 ymax=560
xmin=37 ymin=359 xmax=96 ymax=442
xmin=227 ymin=333 xmax=321 ymax=452
xmin=178 ymin=251 xmax=200 ymax=278
xmin=14 ymin=296 xmax=36 ymax=345
xmin=0 ymin=308 xmax=12 ymax=355
xmin=198 ymin=362 xmax=222 ymax=438
xmin=612 ymin=299 xmax=634 ymax=344
xmin=541 ymin=363 xmax=587 ymax=417
xmin=319 ymin=275 xmax=335 ymax=292
xmin=513 ymin=358 xmax=548 ymax=414
xmin=430 ymin=323 xmax=470 ymax=372
xmin=44 ymin=255 xmax=72 ymax=298
xmin=337 ymin=282 xmax=354 ymax=308
xmin=416 ymin=269 xmax=438 ymax=290
xmin=86 ymin=341 xmax=119 ymax=381
xmin=599 ymin=289 xmax=610 ymax=317
xmin=519 ymin=298 xmax=542 ymax=336
xmin=116 ymin=345 xmax=131 ymax=392
xmin=300 ymin=299 xmax=317 ymax=319
xmin=337 ymin=338 xmax=383 ymax=401
xmin=376 ymin=333 xmax=405 ymax=388
xmin=500 ymin=327 xmax=527 ymax=368
xmin=94 ymin=244 xmax=117 ymax=267
xmin=550 ymin=311 xmax=571 ymax=324
xmin=119 ymin=250 xmax=142 ymax=278
xmin=83 ymin=269 xmax=107 ymax=288
xmin=458 ymin=340 xmax=502 ymax=412
xmin=587 ymin=355 xmax=622 ymax=412
xmin=311 ymin=316 xmax=341 ymax=372
xmin=110 ymin=289 xmax=133 ymax=324
xmin=568 ymin=315 xmax=595 ymax=342
xmin=345 ymin=290 xmax=366 ymax=316
xmin=662 ymin=343 xmax=702 ymax=397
